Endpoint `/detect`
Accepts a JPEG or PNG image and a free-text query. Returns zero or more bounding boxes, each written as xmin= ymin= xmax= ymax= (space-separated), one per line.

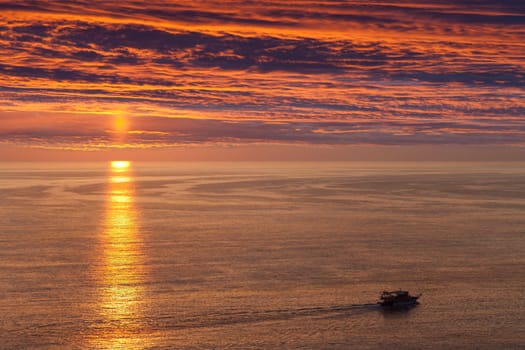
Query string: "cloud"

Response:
xmin=0 ymin=1 xmax=524 ymax=149
xmin=2 ymin=112 xmax=524 ymax=150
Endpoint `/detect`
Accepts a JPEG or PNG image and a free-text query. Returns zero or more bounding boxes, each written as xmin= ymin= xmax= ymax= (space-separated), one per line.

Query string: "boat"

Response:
xmin=378 ymin=290 xmax=421 ymax=308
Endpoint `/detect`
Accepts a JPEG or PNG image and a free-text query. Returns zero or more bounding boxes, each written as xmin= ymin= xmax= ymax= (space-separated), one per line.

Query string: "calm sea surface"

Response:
xmin=0 ymin=162 xmax=524 ymax=349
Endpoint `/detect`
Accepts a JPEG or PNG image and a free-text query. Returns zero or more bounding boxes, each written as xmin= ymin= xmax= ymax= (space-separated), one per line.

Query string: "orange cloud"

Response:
xmin=0 ymin=1 xmax=524 ymax=152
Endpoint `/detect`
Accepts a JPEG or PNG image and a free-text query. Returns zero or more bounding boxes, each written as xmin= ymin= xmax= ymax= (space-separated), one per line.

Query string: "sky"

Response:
xmin=0 ymin=0 xmax=524 ymax=161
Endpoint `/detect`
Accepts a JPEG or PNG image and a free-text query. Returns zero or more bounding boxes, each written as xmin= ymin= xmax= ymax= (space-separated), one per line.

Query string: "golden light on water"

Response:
xmin=92 ymin=161 xmax=148 ymax=348
xmin=111 ymin=175 xmax=131 ymax=184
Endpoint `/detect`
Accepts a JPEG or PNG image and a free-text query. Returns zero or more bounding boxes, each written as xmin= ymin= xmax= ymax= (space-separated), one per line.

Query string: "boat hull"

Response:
xmin=379 ymin=297 xmax=419 ymax=309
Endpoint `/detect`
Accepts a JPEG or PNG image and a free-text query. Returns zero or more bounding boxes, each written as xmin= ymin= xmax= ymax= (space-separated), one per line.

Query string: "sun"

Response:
xmin=111 ymin=161 xmax=130 ymax=170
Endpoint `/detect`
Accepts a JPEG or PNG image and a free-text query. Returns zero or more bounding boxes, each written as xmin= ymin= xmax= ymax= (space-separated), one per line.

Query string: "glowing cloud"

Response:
xmin=0 ymin=1 xmax=524 ymax=153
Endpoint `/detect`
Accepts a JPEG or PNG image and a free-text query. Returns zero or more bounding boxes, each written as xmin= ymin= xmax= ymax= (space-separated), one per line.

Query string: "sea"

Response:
xmin=0 ymin=162 xmax=524 ymax=349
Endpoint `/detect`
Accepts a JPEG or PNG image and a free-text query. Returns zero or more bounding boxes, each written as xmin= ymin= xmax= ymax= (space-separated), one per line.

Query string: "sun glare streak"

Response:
xmin=89 ymin=161 xmax=150 ymax=348
xmin=114 ymin=115 xmax=129 ymax=134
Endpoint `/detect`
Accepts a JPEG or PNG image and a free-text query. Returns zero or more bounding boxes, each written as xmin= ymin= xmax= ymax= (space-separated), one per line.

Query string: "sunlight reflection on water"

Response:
xmin=2 ymin=162 xmax=524 ymax=349
xmin=90 ymin=161 xmax=148 ymax=349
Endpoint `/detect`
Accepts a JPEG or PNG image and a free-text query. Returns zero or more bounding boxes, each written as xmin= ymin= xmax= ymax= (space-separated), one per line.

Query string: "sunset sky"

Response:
xmin=1 ymin=0 xmax=524 ymax=160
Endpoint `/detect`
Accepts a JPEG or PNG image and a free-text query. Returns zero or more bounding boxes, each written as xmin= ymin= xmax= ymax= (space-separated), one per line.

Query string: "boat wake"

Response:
xmin=142 ymin=303 xmax=382 ymax=331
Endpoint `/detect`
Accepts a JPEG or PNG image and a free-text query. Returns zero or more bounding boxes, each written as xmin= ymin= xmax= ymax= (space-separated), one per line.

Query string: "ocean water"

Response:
xmin=0 ymin=162 xmax=524 ymax=349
